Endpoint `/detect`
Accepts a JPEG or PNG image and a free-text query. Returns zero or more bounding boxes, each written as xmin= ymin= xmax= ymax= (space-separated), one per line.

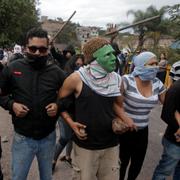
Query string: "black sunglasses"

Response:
xmin=28 ymin=46 xmax=48 ymax=53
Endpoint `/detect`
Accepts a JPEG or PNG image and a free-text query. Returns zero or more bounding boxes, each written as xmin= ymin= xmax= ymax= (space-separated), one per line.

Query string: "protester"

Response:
xmin=168 ymin=60 xmax=180 ymax=87
xmin=0 ymin=49 xmax=7 ymax=66
xmin=0 ymin=27 xmax=65 ymax=180
xmin=111 ymin=42 xmax=122 ymax=75
xmin=58 ymin=37 xmax=131 ymax=180
xmin=52 ymin=54 xmax=85 ymax=172
xmin=8 ymin=44 xmax=24 ymax=64
xmin=119 ymin=51 xmax=166 ymax=180
xmin=0 ymin=49 xmax=3 ymax=61
xmin=50 ymin=42 xmax=76 ymax=69
xmin=129 ymin=50 xmax=141 ymax=73
xmin=152 ymin=61 xmax=180 ymax=180
xmin=0 ymin=62 xmax=3 ymax=72
xmin=0 ymin=64 xmax=3 ymax=180
xmin=156 ymin=53 xmax=168 ymax=83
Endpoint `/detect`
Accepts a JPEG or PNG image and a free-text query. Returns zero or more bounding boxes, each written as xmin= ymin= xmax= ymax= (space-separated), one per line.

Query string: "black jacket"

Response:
xmin=50 ymin=45 xmax=76 ymax=70
xmin=0 ymin=58 xmax=65 ymax=139
xmin=50 ymin=47 xmax=66 ymax=69
xmin=161 ymin=80 xmax=180 ymax=146
xmin=8 ymin=53 xmax=24 ymax=64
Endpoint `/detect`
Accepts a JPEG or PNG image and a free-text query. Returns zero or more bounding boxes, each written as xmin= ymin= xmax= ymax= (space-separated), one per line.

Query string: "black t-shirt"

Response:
xmin=73 ymin=83 xmax=118 ymax=150
xmin=161 ymin=79 xmax=180 ymax=146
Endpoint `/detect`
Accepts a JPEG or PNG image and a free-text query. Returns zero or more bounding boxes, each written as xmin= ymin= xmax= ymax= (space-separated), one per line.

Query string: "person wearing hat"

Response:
xmin=119 ymin=51 xmax=166 ymax=180
xmin=152 ymin=60 xmax=180 ymax=180
xmin=58 ymin=37 xmax=132 ymax=180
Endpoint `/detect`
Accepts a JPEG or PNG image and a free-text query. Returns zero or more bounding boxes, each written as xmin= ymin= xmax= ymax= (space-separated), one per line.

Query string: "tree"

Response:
xmin=56 ymin=22 xmax=80 ymax=47
xmin=127 ymin=9 xmax=148 ymax=50
xmin=165 ymin=4 xmax=180 ymax=39
xmin=0 ymin=0 xmax=39 ymax=47
xmin=127 ymin=5 xmax=168 ymax=50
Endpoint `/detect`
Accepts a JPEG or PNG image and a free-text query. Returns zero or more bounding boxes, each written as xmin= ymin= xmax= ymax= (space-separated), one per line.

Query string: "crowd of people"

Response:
xmin=0 ymin=27 xmax=179 ymax=180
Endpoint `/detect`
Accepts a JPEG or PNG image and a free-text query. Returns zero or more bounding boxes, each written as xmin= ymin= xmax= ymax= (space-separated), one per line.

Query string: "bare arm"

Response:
xmin=113 ymin=95 xmax=137 ymax=131
xmin=174 ymin=111 xmax=180 ymax=142
xmin=58 ymin=72 xmax=79 ymax=98
xmin=167 ymin=76 xmax=173 ymax=89
xmin=175 ymin=111 xmax=180 ymax=126
xmin=159 ymin=91 xmax=166 ymax=104
xmin=59 ymin=72 xmax=87 ymax=140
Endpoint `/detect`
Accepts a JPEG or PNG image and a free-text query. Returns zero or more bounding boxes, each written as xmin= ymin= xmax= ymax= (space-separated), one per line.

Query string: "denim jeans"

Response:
xmin=173 ymin=161 xmax=180 ymax=180
xmin=12 ymin=131 xmax=56 ymax=180
xmin=53 ymin=117 xmax=72 ymax=162
xmin=152 ymin=137 xmax=180 ymax=180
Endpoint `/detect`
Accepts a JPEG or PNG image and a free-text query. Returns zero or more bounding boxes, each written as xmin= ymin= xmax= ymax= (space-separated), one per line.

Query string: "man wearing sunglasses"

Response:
xmin=0 ymin=28 xmax=65 ymax=180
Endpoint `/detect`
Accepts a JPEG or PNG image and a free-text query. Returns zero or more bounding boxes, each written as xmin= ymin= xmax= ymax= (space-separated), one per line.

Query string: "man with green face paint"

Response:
xmin=93 ymin=44 xmax=116 ymax=73
xmin=58 ymin=37 xmax=132 ymax=180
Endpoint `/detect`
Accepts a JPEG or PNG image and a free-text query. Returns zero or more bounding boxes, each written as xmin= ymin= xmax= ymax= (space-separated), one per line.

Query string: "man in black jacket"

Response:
xmin=0 ymin=28 xmax=65 ymax=180
xmin=153 ymin=79 xmax=180 ymax=179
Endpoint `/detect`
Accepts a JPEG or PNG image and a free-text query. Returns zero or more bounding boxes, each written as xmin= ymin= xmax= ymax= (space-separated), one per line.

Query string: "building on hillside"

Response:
xmin=158 ymin=35 xmax=176 ymax=48
xmin=41 ymin=16 xmax=64 ymax=39
xmin=76 ymin=26 xmax=100 ymax=45
xmin=116 ymin=34 xmax=175 ymax=51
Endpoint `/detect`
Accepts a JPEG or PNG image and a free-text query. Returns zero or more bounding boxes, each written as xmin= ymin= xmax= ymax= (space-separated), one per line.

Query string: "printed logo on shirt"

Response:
xmin=13 ymin=71 xmax=22 ymax=76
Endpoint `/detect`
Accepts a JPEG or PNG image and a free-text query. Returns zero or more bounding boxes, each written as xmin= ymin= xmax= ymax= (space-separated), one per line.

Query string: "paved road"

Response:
xmin=0 ymin=105 xmax=171 ymax=180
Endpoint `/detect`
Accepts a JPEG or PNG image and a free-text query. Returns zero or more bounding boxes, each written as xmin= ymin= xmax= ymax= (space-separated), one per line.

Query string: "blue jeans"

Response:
xmin=152 ymin=137 xmax=180 ymax=180
xmin=173 ymin=160 xmax=180 ymax=180
xmin=12 ymin=131 xmax=56 ymax=180
xmin=53 ymin=117 xmax=72 ymax=161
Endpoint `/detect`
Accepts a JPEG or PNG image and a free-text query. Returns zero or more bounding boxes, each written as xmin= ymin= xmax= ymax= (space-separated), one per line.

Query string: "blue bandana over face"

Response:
xmin=132 ymin=51 xmax=159 ymax=81
xmin=133 ymin=66 xmax=159 ymax=81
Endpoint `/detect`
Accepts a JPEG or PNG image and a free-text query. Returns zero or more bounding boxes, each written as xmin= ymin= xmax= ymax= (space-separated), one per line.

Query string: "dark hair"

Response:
xmin=111 ymin=42 xmax=121 ymax=56
xmin=26 ymin=27 xmax=49 ymax=45
xmin=63 ymin=44 xmax=76 ymax=57
xmin=160 ymin=52 xmax=167 ymax=60
xmin=64 ymin=54 xmax=84 ymax=74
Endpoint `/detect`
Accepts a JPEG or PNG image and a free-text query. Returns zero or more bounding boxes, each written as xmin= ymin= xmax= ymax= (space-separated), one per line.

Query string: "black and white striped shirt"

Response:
xmin=169 ymin=61 xmax=180 ymax=81
xmin=122 ymin=74 xmax=166 ymax=129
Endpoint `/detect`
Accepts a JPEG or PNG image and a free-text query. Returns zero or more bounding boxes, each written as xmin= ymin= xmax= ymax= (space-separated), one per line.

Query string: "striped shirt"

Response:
xmin=122 ymin=74 xmax=166 ymax=129
xmin=169 ymin=61 xmax=180 ymax=81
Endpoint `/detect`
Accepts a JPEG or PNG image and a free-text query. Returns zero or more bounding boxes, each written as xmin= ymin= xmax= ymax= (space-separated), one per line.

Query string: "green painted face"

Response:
xmin=93 ymin=44 xmax=116 ymax=72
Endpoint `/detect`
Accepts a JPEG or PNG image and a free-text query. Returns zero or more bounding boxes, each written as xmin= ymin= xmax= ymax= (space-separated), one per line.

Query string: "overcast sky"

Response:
xmin=38 ymin=0 xmax=179 ymax=28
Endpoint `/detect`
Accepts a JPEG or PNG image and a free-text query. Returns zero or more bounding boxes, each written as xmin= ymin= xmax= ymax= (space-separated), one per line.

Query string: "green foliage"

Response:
xmin=127 ymin=5 xmax=169 ymax=49
xmin=0 ymin=0 xmax=39 ymax=47
xmin=166 ymin=4 xmax=180 ymax=23
xmin=165 ymin=4 xmax=180 ymax=39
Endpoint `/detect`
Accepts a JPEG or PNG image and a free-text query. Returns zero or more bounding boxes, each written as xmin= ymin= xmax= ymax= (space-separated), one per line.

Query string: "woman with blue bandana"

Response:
xmin=119 ymin=51 xmax=166 ymax=180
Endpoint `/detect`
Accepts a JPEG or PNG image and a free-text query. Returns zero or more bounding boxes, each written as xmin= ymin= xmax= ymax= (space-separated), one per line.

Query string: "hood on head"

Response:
xmin=63 ymin=45 xmax=76 ymax=56
xmin=134 ymin=51 xmax=156 ymax=67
